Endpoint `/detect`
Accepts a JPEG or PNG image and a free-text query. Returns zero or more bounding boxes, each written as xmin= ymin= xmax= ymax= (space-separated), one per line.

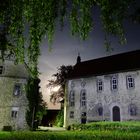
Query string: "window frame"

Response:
xmin=0 ymin=66 xmax=3 ymax=74
xmin=111 ymin=76 xmax=118 ymax=91
xmin=69 ymin=111 xmax=74 ymax=118
xmin=13 ymin=83 xmax=22 ymax=96
xmin=11 ymin=107 xmax=19 ymax=118
xmin=97 ymin=79 xmax=103 ymax=92
xmin=69 ymin=90 xmax=75 ymax=107
xmin=80 ymin=89 xmax=86 ymax=107
xmin=98 ymin=107 xmax=103 ymax=116
xmin=126 ymin=75 xmax=135 ymax=89
xmin=129 ymin=104 xmax=137 ymax=116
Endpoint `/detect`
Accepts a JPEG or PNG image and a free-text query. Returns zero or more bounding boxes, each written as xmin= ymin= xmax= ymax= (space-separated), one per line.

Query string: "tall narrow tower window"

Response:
xmin=111 ymin=76 xmax=118 ymax=91
xmin=69 ymin=90 xmax=75 ymax=107
xmin=97 ymin=79 xmax=103 ymax=92
xmin=80 ymin=89 xmax=86 ymax=107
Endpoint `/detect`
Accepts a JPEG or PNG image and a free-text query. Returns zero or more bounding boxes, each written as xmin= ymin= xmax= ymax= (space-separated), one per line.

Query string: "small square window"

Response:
xmin=11 ymin=111 xmax=18 ymax=118
xmin=11 ymin=107 xmax=19 ymax=118
xmin=70 ymin=111 xmax=74 ymax=118
xmin=13 ymin=84 xmax=21 ymax=96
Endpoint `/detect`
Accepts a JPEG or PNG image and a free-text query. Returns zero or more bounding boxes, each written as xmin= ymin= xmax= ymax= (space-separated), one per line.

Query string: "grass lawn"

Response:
xmin=0 ymin=122 xmax=140 ymax=140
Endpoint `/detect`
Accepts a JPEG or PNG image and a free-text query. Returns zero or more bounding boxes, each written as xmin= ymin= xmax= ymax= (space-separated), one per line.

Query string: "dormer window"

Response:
xmin=13 ymin=84 xmax=21 ymax=96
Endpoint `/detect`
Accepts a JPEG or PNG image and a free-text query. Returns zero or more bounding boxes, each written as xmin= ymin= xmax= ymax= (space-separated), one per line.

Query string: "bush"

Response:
xmin=55 ymin=110 xmax=64 ymax=127
xmin=67 ymin=121 xmax=140 ymax=132
xmin=2 ymin=126 xmax=12 ymax=131
xmin=0 ymin=131 xmax=140 ymax=140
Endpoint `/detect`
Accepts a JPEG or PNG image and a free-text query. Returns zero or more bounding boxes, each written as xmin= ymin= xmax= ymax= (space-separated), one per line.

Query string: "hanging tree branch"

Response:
xmin=0 ymin=0 xmax=139 ymax=78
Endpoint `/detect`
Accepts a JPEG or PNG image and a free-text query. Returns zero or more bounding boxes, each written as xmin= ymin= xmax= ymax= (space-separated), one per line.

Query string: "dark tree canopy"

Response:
xmin=0 ymin=0 xmax=139 ymax=77
xmin=47 ymin=65 xmax=73 ymax=104
xmin=26 ymin=78 xmax=47 ymax=129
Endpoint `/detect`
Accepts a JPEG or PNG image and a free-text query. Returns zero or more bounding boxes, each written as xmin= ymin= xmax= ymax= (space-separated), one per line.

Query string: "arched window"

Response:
xmin=129 ymin=104 xmax=137 ymax=116
xmin=80 ymin=89 xmax=86 ymax=107
xmin=69 ymin=90 xmax=75 ymax=107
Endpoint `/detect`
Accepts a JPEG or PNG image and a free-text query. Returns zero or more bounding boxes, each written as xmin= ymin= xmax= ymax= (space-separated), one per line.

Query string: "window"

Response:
xmin=96 ymin=103 xmax=103 ymax=116
xmin=98 ymin=107 xmax=103 ymax=116
xmin=97 ymin=79 xmax=103 ymax=92
xmin=11 ymin=111 xmax=18 ymax=118
xmin=127 ymin=75 xmax=135 ymax=89
xmin=13 ymin=84 xmax=21 ymax=96
xmin=0 ymin=66 xmax=3 ymax=74
xmin=80 ymin=90 xmax=86 ymax=107
xmin=11 ymin=107 xmax=19 ymax=118
xmin=111 ymin=76 xmax=118 ymax=91
xmin=71 ymin=81 xmax=75 ymax=88
xmin=129 ymin=104 xmax=137 ymax=116
xmin=81 ymin=112 xmax=87 ymax=124
xmin=69 ymin=90 xmax=75 ymax=107
xmin=70 ymin=111 xmax=74 ymax=118
xmin=81 ymin=112 xmax=86 ymax=118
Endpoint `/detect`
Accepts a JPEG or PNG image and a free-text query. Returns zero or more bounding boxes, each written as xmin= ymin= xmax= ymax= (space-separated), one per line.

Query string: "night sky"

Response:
xmin=39 ymin=7 xmax=140 ymax=108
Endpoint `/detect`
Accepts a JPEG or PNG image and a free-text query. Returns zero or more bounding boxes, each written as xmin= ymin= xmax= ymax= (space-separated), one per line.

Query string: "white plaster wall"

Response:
xmin=65 ymin=70 xmax=140 ymax=127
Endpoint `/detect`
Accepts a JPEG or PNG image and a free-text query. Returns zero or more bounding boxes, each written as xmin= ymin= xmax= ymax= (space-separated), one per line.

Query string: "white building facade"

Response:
xmin=64 ymin=50 xmax=140 ymax=127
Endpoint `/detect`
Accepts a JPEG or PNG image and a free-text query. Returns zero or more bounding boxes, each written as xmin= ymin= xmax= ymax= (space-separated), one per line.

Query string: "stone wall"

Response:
xmin=64 ymin=70 xmax=140 ymax=127
xmin=0 ymin=60 xmax=29 ymax=130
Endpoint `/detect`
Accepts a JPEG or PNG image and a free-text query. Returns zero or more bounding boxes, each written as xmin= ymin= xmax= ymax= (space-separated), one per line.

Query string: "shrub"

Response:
xmin=55 ymin=110 xmax=64 ymax=127
xmin=67 ymin=121 xmax=140 ymax=132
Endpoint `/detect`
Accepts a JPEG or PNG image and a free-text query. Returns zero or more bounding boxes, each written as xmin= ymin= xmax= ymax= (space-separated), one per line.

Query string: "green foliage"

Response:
xmin=67 ymin=121 xmax=140 ymax=132
xmin=0 ymin=0 xmax=139 ymax=78
xmin=47 ymin=65 xmax=73 ymax=103
xmin=26 ymin=78 xmax=47 ymax=130
xmin=55 ymin=110 xmax=64 ymax=127
xmin=1 ymin=129 xmax=140 ymax=140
